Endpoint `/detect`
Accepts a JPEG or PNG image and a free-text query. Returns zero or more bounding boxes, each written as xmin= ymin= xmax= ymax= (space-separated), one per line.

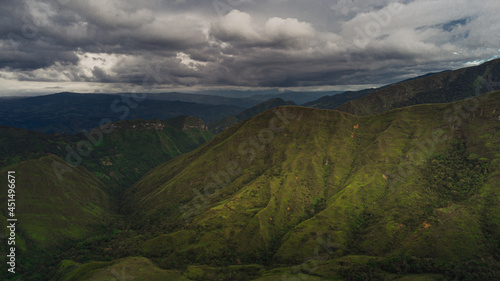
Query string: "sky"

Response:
xmin=0 ymin=0 xmax=499 ymax=96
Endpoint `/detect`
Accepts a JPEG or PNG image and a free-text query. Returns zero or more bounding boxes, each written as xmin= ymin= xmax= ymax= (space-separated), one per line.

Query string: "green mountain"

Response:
xmin=53 ymin=257 xmax=192 ymax=281
xmin=301 ymin=71 xmax=449 ymax=110
xmin=100 ymin=90 xmax=499 ymax=280
xmin=336 ymin=58 xmax=500 ymax=115
xmin=0 ymin=126 xmax=77 ymax=170
xmin=0 ymin=116 xmax=214 ymax=190
xmin=208 ymin=98 xmax=296 ymax=134
xmin=0 ymin=116 xmax=214 ymax=280
xmin=0 ymin=154 xmax=114 ymax=280
xmin=4 ymin=91 xmax=499 ymax=280
xmin=79 ymin=116 xmax=214 ymax=189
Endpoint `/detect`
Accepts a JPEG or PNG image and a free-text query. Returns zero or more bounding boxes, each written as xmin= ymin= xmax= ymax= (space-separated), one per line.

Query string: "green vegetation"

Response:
xmin=57 ymin=257 xmax=191 ymax=281
xmin=0 ymin=155 xmax=113 ymax=280
xmin=0 ymin=126 xmax=77 ymax=170
xmin=117 ymin=91 xmax=499 ymax=280
xmin=0 ymin=155 xmax=112 ymax=245
xmin=0 ymin=89 xmax=498 ymax=279
xmin=424 ymin=140 xmax=489 ymax=201
xmin=0 ymin=116 xmax=214 ymax=280
xmin=79 ymin=116 xmax=214 ymax=189
xmin=0 ymin=116 xmax=214 ymax=190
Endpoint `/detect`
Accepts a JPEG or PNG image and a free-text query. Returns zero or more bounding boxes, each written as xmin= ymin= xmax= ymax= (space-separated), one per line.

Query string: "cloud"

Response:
xmin=61 ymin=0 xmax=155 ymax=29
xmin=264 ymin=17 xmax=315 ymax=47
xmin=211 ymin=10 xmax=316 ymax=48
xmin=211 ymin=10 xmax=261 ymax=42
xmin=0 ymin=0 xmax=499 ymax=95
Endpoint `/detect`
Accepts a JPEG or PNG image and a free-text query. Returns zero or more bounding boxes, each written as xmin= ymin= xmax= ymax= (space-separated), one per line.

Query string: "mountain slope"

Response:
xmin=120 ymin=91 xmax=500 ymax=279
xmin=55 ymin=257 xmax=192 ymax=281
xmin=0 ymin=154 xmax=113 ymax=280
xmin=300 ymin=71 xmax=446 ymax=110
xmin=0 ymin=116 xmax=214 ymax=280
xmin=0 ymin=126 xmax=77 ymax=169
xmin=79 ymin=116 xmax=214 ymax=189
xmin=335 ymin=58 xmax=500 ymax=115
xmin=0 ymin=154 xmax=113 ymax=244
xmin=208 ymin=98 xmax=296 ymax=133
xmin=0 ymin=116 xmax=214 ymax=190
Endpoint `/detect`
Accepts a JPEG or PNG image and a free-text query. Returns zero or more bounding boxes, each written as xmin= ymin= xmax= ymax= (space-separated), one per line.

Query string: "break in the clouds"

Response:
xmin=0 ymin=0 xmax=499 ymax=95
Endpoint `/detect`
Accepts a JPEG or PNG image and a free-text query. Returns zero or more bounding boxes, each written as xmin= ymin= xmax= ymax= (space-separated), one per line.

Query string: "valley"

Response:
xmin=0 ymin=60 xmax=499 ymax=280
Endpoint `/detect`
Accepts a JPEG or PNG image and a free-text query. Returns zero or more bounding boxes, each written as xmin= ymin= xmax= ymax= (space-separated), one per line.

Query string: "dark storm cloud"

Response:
xmin=0 ymin=0 xmax=499 ymax=94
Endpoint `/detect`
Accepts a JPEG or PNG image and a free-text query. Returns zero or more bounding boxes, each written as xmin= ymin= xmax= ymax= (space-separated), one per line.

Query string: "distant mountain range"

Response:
xmin=0 ymin=91 xmax=338 ymax=135
xmin=194 ymin=89 xmax=342 ymax=103
xmin=143 ymin=90 xmax=342 ymax=108
xmin=146 ymin=92 xmax=259 ymax=108
xmin=0 ymin=92 xmax=243 ymax=134
xmin=302 ymin=88 xmax=377 ymax=109
xmin=244 ymin=91 xmax=343 ymax=105
xmin=208 ymin=98 xmax=296 ymax=133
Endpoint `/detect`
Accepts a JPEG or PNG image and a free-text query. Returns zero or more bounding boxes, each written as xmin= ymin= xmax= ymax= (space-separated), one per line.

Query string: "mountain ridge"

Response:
xmin=0 ymin=92 xmax=244 ymax=134
xmin=335 ymin=58 xmax=500 ymax=115
xmin=0 ymin=116 xmax=214 ymax=190
xmin=112 ymin=91 xmax=499 ymax=280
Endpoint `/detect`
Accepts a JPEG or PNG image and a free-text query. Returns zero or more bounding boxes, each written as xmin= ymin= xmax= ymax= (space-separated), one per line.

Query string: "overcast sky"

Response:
xmin=1 ymin=0 xmax=499 ymax=96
